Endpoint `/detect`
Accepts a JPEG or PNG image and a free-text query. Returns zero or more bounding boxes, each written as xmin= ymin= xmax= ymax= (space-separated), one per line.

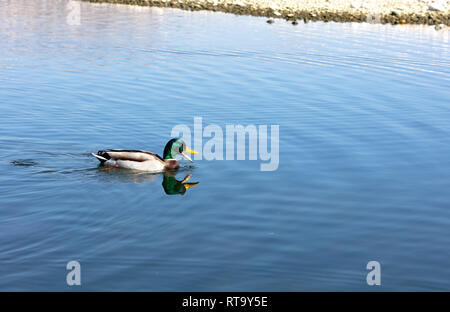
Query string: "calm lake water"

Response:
xmin=1 ymin=0 xmax=450 ymax=291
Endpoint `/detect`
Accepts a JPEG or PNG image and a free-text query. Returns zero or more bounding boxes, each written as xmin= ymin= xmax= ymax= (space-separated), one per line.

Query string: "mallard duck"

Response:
xmin=91 ymin=138 xmax=198 ymax=172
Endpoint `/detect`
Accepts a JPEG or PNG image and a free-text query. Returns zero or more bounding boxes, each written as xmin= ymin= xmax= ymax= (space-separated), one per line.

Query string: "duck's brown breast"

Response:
xmin=164 ymin=159 xmax=179 ymax=170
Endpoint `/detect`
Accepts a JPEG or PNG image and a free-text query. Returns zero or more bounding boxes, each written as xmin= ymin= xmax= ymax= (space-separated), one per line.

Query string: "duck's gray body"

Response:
xmin=92 ymin=149 xmax=178 ymax=172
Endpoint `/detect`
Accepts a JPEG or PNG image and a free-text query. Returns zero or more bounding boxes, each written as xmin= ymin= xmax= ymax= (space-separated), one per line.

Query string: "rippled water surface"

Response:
xmin=1 ymin=0 xmax=450 ymax=291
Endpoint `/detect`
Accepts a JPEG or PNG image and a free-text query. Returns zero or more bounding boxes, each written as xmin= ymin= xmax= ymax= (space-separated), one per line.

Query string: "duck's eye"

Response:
xmin=179 ymin=146 xmax=183 ymax=153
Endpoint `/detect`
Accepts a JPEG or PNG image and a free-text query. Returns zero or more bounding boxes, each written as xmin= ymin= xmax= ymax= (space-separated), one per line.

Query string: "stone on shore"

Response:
xmin=429 ymin=2 xmax=446 ymax=11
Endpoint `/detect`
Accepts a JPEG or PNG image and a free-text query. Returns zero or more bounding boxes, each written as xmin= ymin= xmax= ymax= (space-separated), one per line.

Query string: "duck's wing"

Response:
xmin=92 ymin=149 xmax=165 ymax=164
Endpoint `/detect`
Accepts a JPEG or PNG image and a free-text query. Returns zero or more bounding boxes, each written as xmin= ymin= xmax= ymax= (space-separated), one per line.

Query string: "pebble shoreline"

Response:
xmin=81 ymin=0 xmax=450 ymax=26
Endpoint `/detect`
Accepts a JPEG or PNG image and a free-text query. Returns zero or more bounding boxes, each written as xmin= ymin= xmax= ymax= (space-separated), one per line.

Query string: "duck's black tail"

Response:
xmin=91 ymin=152 xmax=108 ymax=163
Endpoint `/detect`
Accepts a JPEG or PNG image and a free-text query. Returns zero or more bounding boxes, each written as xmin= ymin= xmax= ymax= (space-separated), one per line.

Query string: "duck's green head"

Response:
xmin=163 ymin=138 xmax=198 ymax=162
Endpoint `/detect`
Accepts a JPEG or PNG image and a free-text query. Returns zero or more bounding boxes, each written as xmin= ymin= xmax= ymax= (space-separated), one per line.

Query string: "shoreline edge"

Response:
xmin=80 ymin=0 xmax=450 ymax=26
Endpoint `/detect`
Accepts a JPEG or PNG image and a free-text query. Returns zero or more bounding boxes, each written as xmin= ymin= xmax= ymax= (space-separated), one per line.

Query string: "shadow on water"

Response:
xmin=97 ymin=167 xmax=199 ymax=195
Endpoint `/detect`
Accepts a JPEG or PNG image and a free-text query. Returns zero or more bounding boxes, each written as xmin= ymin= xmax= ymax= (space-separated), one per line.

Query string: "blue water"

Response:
xmin=1 ymin=0 xmax=450 ymax=291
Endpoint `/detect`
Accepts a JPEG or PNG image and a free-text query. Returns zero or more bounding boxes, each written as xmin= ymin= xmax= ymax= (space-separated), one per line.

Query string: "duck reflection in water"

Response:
xmin=99 ymin=167 xmax=199 ymax=195
xmin=162 ymin=171 xmax=199 ymax=195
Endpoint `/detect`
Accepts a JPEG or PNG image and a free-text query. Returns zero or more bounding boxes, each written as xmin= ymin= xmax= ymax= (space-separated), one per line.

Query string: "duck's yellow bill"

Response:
xmin=181 ymin=152 xmax=193 ymax=162
xmin=183 ymin=182 xmax=199 ymax=191
xmin=181 ymin=147 xmax=198 ymax=162
xmin=185 ymin=147 xmax=198 ymax=155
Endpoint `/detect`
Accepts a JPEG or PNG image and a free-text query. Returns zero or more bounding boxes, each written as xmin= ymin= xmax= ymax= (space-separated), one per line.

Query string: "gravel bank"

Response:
xmin=81 ymin=0 xmax=450 ymax=25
